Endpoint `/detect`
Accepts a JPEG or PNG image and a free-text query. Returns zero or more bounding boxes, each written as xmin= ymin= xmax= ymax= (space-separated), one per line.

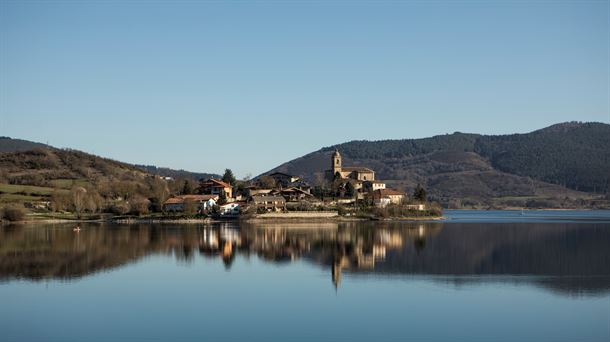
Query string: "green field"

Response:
xmin=0 ymin=183 xmax=57 ymax=196
xmin=49 ymin=178 xmax=90 ymax=189
xmin=0 ymin=183 xmax=70 ymax=204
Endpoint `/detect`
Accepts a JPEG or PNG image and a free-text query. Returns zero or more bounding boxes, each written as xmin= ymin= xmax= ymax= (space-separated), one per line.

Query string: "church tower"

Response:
xmin=332 ymin=149 xmax=342 ymax=175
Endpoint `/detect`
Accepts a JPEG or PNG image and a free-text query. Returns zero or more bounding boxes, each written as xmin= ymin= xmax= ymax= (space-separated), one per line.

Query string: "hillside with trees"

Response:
xmin=0 ymin=138 xmax=219 ymax=220
xmin=265 ymin=122 xmax=610 ymax=208
xmin=135 ymin=165 xmax=219 ymax=181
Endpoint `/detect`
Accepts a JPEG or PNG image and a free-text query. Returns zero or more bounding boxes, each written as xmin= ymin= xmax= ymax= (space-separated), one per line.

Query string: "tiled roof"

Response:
xmin=373 ymin=188 xmax=404 ymax=197
xmin=201 ymin=178 xmax=232 ymax=188
xmin=163 ymin=194 xmax=218 ymax=205
xmin=251 ymin=195 xmax=286 ymax=203
xmin=268 ymin=171 xmax=294 ymax=177
xmin=342 ymin=166 xmax=374 ymax=173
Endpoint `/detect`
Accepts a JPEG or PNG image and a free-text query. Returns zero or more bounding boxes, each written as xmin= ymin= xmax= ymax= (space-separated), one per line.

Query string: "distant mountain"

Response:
xmin=265 ymin=122 xmax=610 ymax=208
xmin=135 ymin=165 xmax=220 ymax=181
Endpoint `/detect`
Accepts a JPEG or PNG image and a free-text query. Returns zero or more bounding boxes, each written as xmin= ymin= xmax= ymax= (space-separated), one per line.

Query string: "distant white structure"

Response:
xmin=163 ymin=194 xmax=218 ymax=212
xmin=219 ymin=202 xmax=241 ymax=216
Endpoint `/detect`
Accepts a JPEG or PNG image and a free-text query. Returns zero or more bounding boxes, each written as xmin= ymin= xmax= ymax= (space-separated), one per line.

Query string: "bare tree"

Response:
xmin=71 ymin=186 xmax=87 ymax=218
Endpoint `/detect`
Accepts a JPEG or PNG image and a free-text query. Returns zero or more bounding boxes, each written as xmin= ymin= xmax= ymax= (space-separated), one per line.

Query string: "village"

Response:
xmin=161 ymin=150 xmax=434 ymax=219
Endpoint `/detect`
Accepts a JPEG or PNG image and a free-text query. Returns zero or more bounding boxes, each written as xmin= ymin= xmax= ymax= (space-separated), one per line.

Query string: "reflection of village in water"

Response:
xmin=198 ymin=222 xmax=440 ymax=288
xmin=1 ymin=221 xmax=609 ymax=296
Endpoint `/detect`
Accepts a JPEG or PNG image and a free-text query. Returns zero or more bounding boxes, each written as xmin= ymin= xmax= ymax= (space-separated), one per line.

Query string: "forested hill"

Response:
xmin=0 ymin=137 xmax=216 ymax=181
xmin=266 ymin=122 xmax=610 ymax=208
xmin=135 ymin=165 xmax=220 ymax=181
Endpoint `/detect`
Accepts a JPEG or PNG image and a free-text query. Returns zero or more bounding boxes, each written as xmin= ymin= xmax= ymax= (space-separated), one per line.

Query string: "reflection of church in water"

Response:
xmin=195 ymin=223 xmax=441 ymax=288
xmin=233 ymin=223 xmax=442 ymax=289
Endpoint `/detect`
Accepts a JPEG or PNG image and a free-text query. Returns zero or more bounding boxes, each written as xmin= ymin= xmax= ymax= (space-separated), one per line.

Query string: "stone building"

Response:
xmin=326 ymin=150 xmax=375 ymax=182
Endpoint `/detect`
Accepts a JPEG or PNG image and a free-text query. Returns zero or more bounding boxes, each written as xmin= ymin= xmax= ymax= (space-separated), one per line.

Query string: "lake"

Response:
xmin=1 ymin=210 xmax=609 ymax=341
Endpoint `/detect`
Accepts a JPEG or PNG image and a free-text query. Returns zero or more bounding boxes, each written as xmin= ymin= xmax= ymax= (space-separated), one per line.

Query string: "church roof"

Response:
xmin=342 ymin=166 xmax=374 ymax=173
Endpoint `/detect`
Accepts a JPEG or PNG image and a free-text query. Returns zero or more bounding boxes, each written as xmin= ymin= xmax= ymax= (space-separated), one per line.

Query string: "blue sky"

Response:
xmin=1 ymin=1 xmax=608 ymax=177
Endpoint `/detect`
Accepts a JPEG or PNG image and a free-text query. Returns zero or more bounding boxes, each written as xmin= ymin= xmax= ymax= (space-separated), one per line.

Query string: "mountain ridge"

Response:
xmin=264 ymin=121 xmax=610 ymax=208
xmin=0 ymin=137 xmax=216 ymax=181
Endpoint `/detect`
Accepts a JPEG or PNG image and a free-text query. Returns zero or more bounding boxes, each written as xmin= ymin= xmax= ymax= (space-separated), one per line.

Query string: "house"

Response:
xmin=363 ymin=180 xmax=386 ymax=192
xmin=219 ymin=202 xmax=241 ymax=216
xmin=251 ymin=195 xmax=286 ymax=212
xmin=404 ymin=204 xmax=426 ymax=211
xmin=198 ymin=178 xmax=233 ymax=199
xmin=245 ymin=186 xmax=273 ymax=197
xmin=271 ymin=187 xmax=314 ymax=202
xmin=326 ymin=150 xmax=375 ymax=182
xmin=372 ymin=188 xmax=405 ymax=207
xmin=163 ymin=194 xmax=218 ymax=212
xmin=267 ymin=172 xmax=301 ymax=187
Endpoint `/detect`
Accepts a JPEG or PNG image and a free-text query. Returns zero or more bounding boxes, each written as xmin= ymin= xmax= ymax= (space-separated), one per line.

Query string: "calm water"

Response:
xmin=1 ymin=210 xmax=609 ymax=341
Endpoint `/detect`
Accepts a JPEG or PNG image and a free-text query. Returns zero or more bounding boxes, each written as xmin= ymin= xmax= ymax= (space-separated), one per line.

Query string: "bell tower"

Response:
xmin=332 ymin=149 xmax=342 ymax=175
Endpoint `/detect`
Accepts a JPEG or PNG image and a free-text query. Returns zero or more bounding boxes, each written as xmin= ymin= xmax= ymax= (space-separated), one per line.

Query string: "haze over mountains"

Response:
xmin=265 ymin=122 xmax=610 ymax=208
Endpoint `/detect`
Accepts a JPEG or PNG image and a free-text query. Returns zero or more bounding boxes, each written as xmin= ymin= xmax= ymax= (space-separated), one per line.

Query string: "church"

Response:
xmin=326 ymin=150 xmax=375 ymax=182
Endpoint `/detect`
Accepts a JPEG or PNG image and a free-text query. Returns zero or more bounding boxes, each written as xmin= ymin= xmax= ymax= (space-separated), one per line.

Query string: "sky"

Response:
xmin=1 ymin=0 xmax=609 ymax=177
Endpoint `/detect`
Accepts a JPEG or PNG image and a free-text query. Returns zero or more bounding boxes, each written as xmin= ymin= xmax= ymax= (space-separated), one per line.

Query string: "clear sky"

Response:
xmin=1 ymin=0 xmax=608 ymax=177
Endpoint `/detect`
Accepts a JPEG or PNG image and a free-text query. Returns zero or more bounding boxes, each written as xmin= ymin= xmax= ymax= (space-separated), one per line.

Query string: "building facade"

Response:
xmin=326 ymin=150 xmax=375 ymax=182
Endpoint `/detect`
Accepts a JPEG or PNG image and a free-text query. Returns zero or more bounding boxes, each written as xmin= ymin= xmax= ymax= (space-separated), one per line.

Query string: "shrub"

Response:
xmin=129 ymin=196 xmax=150 ymax=215
xmin=109 ymin=202 xmax=130 ymax=215
xmin=2 ymin=205 xmax=26 ymax=221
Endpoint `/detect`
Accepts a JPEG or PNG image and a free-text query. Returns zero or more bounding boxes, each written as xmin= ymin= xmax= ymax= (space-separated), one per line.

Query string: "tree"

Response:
xmin=84 ymin=187 xmax=102 ymax=213
xmin=242 ymin=173 xmax=252 ymax=182
xmin=413 ymin=184 xmax=427 ymax=202
xmin=51 ymin=190 xmax=70 ymax=212
xmin=1 ymin=204 xmax=26 ymax=221
xmin=129 ymin=195 xmax=150 ymax=215
xmin=149 ymin=177 xmax=170 ymax=212
xmin=183 ymin=199 xmax=198 ymax=216
xmin=258 ymin=176 xmax=276 ymax=188
xmin=71 ymin=186 xmax=88 ymax=218
xmin=345 ymin=181 xmax=355 ymax=198
xmin=182 ymin=180 xmax=193 ymax=195
xmin=218 ymin=191 xmax=227 ymax=205
xmin=222 ymin=169 xmax=237 ymax=186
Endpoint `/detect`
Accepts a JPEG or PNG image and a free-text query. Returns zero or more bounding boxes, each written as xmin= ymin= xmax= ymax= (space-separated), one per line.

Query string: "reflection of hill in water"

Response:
xmin=0 ymin=222 xmax=608 ymax=296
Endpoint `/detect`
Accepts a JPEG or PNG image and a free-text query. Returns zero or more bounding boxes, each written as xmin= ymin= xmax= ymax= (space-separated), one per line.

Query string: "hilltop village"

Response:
xmin=161 ymin=150 xmax=438 ymax=220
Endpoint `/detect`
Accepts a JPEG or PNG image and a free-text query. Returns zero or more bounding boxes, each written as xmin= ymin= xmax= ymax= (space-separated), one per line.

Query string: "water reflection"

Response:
xmin=1 ymin=221 xmax=609 ymax=296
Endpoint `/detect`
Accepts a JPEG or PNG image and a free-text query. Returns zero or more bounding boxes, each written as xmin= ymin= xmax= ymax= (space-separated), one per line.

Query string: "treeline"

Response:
xmin=474 ymin=122 xmax=610 ymax=193
xmin=135 ymin=165 xmax=220 ymax=181
xmin=322 ymin=133 xmax=478 ymax=159
xmin=318 ymin=122 xmax=610 ymax=194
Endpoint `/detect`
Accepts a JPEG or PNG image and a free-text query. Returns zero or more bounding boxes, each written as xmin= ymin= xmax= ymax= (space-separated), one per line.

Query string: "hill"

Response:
xmin=0 ymin=137 xmax=217 ymax=215
xmin=0 ymin=137 xmax=216 ymax=181
xmin=265 ymin=122 xmax=610 ymax=208
xmin=135 ymin=165 xmax=220 ymax=181
xmin=0 ymin=136 xmax=50 ymax=153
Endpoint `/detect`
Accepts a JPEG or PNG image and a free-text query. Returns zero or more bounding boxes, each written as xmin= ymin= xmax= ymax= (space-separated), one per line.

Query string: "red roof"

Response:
xmin=372 ymin=188 xmax=404 ymax=198
xmin=201 ymin=178 xmax=232 ymax=188
xmin=163 ymin=194 xmax=218 ymax=205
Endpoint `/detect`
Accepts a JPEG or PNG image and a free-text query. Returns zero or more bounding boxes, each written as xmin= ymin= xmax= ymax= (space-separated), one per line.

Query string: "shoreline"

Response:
xmin=3 ymin=214 xmax=445 ymax=225
xmin=5 ymin=208 xmax=608 ymax=225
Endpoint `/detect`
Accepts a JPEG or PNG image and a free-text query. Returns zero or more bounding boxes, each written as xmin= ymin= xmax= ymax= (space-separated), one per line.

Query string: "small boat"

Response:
xmin=73 ymin=226 xmax=81 ymax=232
